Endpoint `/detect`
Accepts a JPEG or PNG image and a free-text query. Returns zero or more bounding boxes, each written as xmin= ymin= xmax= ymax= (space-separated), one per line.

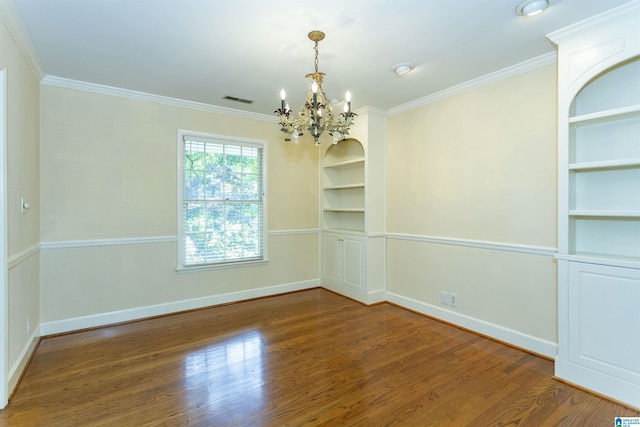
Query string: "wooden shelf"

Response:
xmin=323 ymin=183 xmax=365 ymax=190
xmin=569 ymin=104 xmax=640 ymax=126
xmin=569 ymin=158 xmax=640 ymax=171
xmin=557 ymin=252 xmax=640 ymax=269
xmin=323 ymin=158 xmax=365 ymax=169
xmin=569 ymin=210 xmax=640 ymax=218
xmin=323 ymin=208 xmax=365 ymax=213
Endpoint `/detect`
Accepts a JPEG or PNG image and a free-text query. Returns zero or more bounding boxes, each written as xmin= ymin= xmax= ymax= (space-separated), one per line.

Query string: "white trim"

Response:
xmin=385 ymin=291 xmax=557 ymax=359
xmin=0 ymin=0 xmax=45 ymax=81
xmin=177 ymin=130 xmax=269 ymax=271
xmin=40 ymin=236 xmax=177 ymax=250
xmin=547 ymin=0 xmax=640 ymax=45
xmin=387 ymin=52 xmax=557 ymax=116
xmin=8 ymin=243 xmax=39 ymax=269
xmin=38 ymin=231 xmax=319 ymax=250
xmin=41 ymin=75 xmax=276 ymax=123
xmin=0 ymin=67 xmax=8 ymax=409
xmin=555 ymin=357 xmax=640 ymax=409
xmin=40 ymin=279 xmax=319 ymax=336
xmin=175 ymin=259 xmax=270 ymax=274
xmin=7 ymin=325 xmax=39 ymax=396
xmin=269 ymin=229 xmax=319 ymax=236
xmin=387 ymin=233 xmax=556 ymax=257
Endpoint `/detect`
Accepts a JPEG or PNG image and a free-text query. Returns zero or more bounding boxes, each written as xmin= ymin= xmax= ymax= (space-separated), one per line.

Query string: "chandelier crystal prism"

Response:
xmin=275 ymin=30 xmax=357 ymax=145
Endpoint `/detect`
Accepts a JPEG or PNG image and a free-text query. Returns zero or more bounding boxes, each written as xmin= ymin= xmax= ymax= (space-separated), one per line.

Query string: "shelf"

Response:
xmin=569 ymin=158 xmax=640 ymax=171
xmin=556 ymin=252 xmax=640 ymax=269
xmin=323 ymin=158 xmax=365 ymax=169
xmin=323 ymin=183 xmax=365 ymax=190
xmin=323 ymin=208 xmax=365 ymax=213
xmin=569 ymin=210 xmax=640 ymax=218
xmin=569 ymin=104 xmax=640 ymax=126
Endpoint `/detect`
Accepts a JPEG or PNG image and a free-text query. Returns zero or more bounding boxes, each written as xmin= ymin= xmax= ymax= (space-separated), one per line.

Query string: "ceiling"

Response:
xmin=8 ymin=0 xmax=633 ymax=116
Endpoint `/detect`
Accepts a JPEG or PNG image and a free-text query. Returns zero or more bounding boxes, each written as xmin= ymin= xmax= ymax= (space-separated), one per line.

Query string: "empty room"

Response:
xmin=1 ymin=0 xmax=639 ymax=425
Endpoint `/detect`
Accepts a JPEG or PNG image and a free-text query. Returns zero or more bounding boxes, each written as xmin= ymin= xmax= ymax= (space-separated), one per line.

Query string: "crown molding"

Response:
xmin=387 ymin=51 xmax=557 ymax=116
xmin=41 ymin=75 xmax=277 ymax=123
xmin=547 ymin=0 xmax=640 ymax=45
xmin=0 ymin=0 xmax=44 ymax=80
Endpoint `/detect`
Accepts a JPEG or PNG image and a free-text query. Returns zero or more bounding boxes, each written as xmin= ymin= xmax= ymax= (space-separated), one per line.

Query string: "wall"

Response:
xmin=0 ymin=7 xmax=41 ymax=393
xmin=385 ymin=64 xmax=558 ymax=357
xmin=39 ymin=85 xmax=319 ymax=331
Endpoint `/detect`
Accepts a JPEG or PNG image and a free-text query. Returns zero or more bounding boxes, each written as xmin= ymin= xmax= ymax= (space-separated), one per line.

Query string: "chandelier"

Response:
xmin=275 ymin=30 xmax=357 ymax=145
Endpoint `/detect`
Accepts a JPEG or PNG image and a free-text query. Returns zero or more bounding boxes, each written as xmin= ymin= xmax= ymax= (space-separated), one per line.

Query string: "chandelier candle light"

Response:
xmin=275 ymin=30 xmax=357 ymax=145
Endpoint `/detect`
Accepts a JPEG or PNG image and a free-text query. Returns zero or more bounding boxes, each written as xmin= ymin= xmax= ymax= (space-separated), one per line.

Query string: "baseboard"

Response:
xmin=8 ymin=325 xmax=41 ymax=397
xmin=321 ymin=285 xmax=387 ymax=306
xmin=555 ymin=357 xmax=640 ymax=410
xmin=385 ymin=291 xmax=557 ymax=359
xmin=40 ymin=279 xmax=319 ymax=336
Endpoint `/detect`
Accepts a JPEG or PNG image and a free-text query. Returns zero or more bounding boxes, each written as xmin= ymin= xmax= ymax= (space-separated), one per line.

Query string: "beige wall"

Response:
xmin=0 ymin=12 xmax=41 ymax=390
xmin=39 ymin=86 xmax=319 ymax=323
xmin=386 ymin=65 xmax=558 ymax=345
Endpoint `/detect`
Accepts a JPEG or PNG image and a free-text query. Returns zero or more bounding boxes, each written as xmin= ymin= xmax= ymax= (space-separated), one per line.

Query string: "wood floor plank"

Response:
xmin=1 ymin=289 xmax=638 ymax=426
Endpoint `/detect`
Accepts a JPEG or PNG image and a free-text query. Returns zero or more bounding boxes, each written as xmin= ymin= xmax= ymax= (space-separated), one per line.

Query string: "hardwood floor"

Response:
xmin=1 ymin=288 xmax=638 ymax=426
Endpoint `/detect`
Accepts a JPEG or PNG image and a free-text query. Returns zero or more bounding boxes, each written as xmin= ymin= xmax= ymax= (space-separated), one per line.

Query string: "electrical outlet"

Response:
xmin=440 ymin=291 xmax=449 ymax=305
xmin=449 ymin=293 xmax=458 ymax=308
xmin=26 ymin=317 xmax=31 ymax=335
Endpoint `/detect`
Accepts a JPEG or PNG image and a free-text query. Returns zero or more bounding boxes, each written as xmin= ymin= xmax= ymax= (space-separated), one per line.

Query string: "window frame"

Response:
xmin=177 ymin=130 xmax=268 ymax=272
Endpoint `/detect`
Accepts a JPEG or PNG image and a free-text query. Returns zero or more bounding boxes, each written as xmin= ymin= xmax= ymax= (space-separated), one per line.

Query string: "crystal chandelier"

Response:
xmin=275 ymin=30 xmax=357 ymax=145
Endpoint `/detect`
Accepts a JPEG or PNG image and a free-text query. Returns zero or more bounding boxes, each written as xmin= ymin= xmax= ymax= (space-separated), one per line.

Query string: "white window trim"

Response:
xmin=176 ymin=129 xmax=268 ymax=272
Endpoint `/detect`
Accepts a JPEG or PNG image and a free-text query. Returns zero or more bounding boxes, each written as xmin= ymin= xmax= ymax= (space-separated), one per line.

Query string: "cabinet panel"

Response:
xmin=322 ymin=234 xmax=341 ymax=286
xmin=343 ymin=238 xmax=363 ymax=289
xmin=568 ymin=262 xmax=640 ymax=382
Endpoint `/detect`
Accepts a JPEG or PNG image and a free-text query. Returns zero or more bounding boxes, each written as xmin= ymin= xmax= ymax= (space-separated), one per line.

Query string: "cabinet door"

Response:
xmin=322 ymin=234 xmax=342 ymax=287
xmin=568 ymin=262 xmax=640 ymax=384
xmin=342 ymin=236 xmax=363 ymax=289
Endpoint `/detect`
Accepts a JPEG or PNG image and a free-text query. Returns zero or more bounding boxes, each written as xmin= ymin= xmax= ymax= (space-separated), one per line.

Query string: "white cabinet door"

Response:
xmin=322 ymin=233 xmax=342 ymax=287
xmin=321 ymin=232 xmax=364 ymax=290
xmin=342 ymin=236 xmax=363 ymax=289
xmin=568 ymin=262 xmax=640 ymax=386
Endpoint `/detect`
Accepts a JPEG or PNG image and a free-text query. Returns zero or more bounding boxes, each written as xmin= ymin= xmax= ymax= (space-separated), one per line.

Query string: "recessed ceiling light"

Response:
xmin=393 ymin=63 xmax=414 ymax=77
xmin=515 ymin=0 xmax=549 ymax=16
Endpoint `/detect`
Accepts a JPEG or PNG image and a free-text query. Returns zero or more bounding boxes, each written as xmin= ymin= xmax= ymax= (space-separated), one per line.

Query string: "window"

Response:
xmin=178 ymin=131 xmax=266 ymax=269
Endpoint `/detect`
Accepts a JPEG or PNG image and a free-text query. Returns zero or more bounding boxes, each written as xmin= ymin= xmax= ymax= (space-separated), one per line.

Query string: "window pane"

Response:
xmin=181 ymin=134 xmax=265 ymax=267
xmin=242 ymin=173 xmax=259 ymax=200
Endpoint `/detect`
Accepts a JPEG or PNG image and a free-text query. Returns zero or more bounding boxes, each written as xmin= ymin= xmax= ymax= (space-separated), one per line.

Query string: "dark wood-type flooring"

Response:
xmin=1 ymin=288 xmax=638 ymax=426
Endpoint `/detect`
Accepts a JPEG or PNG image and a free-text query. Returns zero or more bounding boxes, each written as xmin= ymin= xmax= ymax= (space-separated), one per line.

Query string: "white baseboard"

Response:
xmin=555 ymin=357 xmax=640 ymax=409
xmin=9 ymin=325 xmax=41 ymax=396
xmin=385 ymin=291 xmax=557 ymax=359
xmin=40 ymin=279 xmax=319 ymax=336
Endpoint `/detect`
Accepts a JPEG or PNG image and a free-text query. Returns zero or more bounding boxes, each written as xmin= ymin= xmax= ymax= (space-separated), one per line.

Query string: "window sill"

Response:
xmin=176 ymin=259 xmax=269 ymax=274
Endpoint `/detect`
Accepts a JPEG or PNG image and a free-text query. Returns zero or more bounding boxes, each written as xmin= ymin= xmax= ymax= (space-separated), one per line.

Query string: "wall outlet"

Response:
xmin=26 ymin=317 xmax=31 ymax=335
xmin=449 ymin=293 xmax=458 ymax=308
xmin=440 ymin=291 xmax=449 ymax=305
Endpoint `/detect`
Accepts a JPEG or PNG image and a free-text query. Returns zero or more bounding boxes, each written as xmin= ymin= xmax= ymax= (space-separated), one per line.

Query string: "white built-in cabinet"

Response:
xmin=320 ymin=108 xmax=386 ymax=304
xmin=547 ymin=1 xmax=640 ymax=408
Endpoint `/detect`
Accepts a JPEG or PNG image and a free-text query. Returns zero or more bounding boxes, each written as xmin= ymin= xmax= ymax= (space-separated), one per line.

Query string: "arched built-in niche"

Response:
xmin=321 ymin=138 xmax=366 ymax=232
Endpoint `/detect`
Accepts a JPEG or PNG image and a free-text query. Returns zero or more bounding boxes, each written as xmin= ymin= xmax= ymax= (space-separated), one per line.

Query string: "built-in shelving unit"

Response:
xmin=322 ymin=139 xmax=366 ymax=233
xmin=320 ymin=108 xmax=386 ymax=305
xmin=567 ymin=59 xmax=640 ymax=264
xmin=547 ymin=2 xmax=640 ymax=408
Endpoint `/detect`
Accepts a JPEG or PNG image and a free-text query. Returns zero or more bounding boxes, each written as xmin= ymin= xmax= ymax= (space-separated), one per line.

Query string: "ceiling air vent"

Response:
xmin=223 ymin=95 xmax=254 ymax=104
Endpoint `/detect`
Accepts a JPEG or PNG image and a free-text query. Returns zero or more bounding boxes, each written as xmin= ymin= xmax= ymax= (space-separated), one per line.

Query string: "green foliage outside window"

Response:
xmin=183 ymin=139 xmax=264 ymax=266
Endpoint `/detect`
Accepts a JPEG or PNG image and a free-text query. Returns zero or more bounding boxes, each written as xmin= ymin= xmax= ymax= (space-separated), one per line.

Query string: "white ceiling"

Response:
xmin=8 ymin=0 xmax=633 ymax=116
